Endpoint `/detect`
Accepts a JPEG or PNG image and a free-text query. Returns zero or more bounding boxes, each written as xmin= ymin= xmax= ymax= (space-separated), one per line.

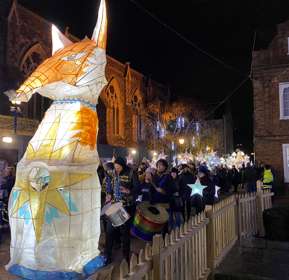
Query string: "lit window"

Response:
xmin=282 ymin=144 xmax=289 ymax=183
xmin=279 ymin=83 xmax=289 ymax=119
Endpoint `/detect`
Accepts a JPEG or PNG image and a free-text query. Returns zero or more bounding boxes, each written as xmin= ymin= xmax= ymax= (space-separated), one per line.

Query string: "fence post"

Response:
xmin=206 ymin=207 xmax=215 ymax=271
xmin=235 ymin=194 xmax=241 ymax=242
xmin=152 ymin=234 xmax=163 ymax=280
xmin=256 ymin=191 xmax=265 ymax=237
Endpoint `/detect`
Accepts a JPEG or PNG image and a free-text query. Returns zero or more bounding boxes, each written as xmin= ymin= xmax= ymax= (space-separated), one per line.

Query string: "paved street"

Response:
xmin=215 ymin=238 xmax=289 ymax=280
xmin=0 ymin=230 xmax=17 ymax=280
xmin=0 ymin=228 xmax=145 ymax=280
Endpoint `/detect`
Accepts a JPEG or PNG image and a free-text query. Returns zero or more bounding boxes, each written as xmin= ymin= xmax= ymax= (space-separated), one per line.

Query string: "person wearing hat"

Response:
xmin=152 ymin=159 xmax=175 ymax=205
xmin=198 ymin=167 xmax=215 ymax=206
xmin=103 ymin=156 xmax=139 ymax=264
xmin=179 ymin=164 xmax=197 ymax=221
xmin=169 ymin=167 xmax=183 ymax=230
xmin=135 ymin=167 xmax=155 ymax=203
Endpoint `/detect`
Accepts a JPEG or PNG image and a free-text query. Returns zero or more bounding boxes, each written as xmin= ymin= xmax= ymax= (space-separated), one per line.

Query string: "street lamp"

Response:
xmin=2 ymin=136 xmax=13 ymax=144
xmin=178 ymin=138 xmax=185 ymax=145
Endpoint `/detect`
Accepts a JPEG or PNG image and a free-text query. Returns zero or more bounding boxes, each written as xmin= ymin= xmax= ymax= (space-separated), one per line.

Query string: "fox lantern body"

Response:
xmin=5 ymin=1 xmax=108 ymax=279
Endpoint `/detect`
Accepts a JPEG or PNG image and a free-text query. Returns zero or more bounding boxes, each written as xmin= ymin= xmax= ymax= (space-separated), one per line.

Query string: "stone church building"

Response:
xmin=253 ymin=20 xmax=289 ymax=188
xmin=0 ymin=0 xmax=232 ymax=166
xmin=0 ymin=0 xmax=170 ymax=162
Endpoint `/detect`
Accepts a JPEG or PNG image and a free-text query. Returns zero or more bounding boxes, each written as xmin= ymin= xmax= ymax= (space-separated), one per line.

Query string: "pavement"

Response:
xmin=0 ymin=230 xmax=18 ymax=280
xmin=215 ymin=238 xmax=289 ymax=280
xmin=0 ymin=228 xmax=145 ymax=280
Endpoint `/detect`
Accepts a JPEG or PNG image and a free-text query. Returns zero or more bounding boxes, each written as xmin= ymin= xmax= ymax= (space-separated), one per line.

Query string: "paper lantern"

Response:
xmin=188 ymin=179 xmax=207 ymax=197
xmin=5 ymin=0 xmax=108 ymax=279
xmin=215 ymin=185 xmax=221 ymax=199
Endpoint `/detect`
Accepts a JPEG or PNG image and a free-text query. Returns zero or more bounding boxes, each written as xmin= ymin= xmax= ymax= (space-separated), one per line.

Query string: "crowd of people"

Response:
xmin=97 ymin=156 xmax=275 ymax=265
xmin=0 ymin=157 xmax=275 ymax=264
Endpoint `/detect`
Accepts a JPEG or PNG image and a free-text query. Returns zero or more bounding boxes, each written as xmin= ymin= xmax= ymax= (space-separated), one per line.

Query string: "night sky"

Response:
xmin=18 ymin=0 xmax=289 ymax=152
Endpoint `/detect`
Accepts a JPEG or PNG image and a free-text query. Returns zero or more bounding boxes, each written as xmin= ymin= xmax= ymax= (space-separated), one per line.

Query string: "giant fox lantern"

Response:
xmin=5 ymin=0 xmax=108 ymax=278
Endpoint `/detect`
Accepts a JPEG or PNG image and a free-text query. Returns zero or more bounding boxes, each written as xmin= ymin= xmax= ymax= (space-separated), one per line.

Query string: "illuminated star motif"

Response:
xmin=188 ymin=179 xmax=207 ymax=197
xmin=12 ymin=170 xmax=91 ymax=242
xmin=215 ymin=186 xmax=221 ymax=199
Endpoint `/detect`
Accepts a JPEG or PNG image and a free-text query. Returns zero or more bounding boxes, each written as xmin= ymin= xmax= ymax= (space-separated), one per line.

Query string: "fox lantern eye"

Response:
xmin=61 ymin=52 xmax=86 ymax=61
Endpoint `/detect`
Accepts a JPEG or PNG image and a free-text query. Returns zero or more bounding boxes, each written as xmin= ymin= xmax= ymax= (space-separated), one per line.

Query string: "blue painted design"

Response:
xmin=53 ymin=99 xmax=96 ymax=111
xmin=8 ymin=255 xmax=106 ymax=280
xmin=18 ymin=203 xmax=31 ymax=225
xmin=61 ymin=190 xmax=78 ymax=212
xmin=45 ymin=206 xmax=60 ymax=224
xmin=12 ymin=190 xmax=20 ymax=205
xmin=82 ymin=255 xmax=107 ymax=277
xmin=9 ymin=264 xmax=82 ymax=280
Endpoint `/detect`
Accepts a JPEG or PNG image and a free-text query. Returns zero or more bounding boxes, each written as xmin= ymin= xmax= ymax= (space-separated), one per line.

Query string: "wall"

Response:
xmin=253 ymin=19 xmax=289 ymax=189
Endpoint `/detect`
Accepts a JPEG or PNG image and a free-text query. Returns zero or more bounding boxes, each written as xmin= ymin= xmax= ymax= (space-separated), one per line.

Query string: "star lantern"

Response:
xmin=188 ymin=179 xmax=207 ymax=197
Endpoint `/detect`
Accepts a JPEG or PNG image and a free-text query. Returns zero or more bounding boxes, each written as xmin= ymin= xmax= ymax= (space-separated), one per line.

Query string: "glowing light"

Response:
xmin=191 ymin=136 xmax=196 ymax=147
xmin=215 ymin=186 xmax=221 ymax=199
xmin=131 ymin=149 xmax=137 ymax=155
xmin=177 ymin=117 xmax=181 ymax=129
xmin=179 ymin=138 xmax=185 ymax=145
xmin=160 ymin=128 xmax=166 ymax=138
xmin=181 ymin=117 xmax=185 ymax=128
xmin=11 ymin=100 xmax=21 ymax=105
xmin=2 ymin=136 xmax=13 ymax=143
xmin=153 ymin=151 xmax=158 ymax=156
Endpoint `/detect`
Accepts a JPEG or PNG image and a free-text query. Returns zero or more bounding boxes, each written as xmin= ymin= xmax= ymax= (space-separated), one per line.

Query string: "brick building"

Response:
xmin=253 ymin=20 xmax=289 ymax=188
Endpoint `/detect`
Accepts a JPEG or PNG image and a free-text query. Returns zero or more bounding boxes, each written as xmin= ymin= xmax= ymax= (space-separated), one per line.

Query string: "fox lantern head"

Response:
xmin=12 ymin=0 xmax=107 ymax=102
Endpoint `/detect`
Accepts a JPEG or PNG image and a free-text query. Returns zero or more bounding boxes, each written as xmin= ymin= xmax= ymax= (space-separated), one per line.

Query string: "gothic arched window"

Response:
xmin=19 ymin=43 xmax=48 ymax=120
xmin=131 ymin=93 xmax=143 ymax=141
xmin=108 ymin=85 xmax=120 ymax=136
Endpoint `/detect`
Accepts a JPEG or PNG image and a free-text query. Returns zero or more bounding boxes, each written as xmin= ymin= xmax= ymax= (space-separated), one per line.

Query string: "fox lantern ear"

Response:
xmin=91 ymin=0 xmax=107 ymax=49
xmin=51 ymin=24 xmax=73 ymax=55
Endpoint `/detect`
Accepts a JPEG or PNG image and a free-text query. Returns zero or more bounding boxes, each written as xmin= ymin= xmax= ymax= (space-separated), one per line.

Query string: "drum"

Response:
xmin=104 ymin=202 xmax=130 ymax=227
xmin=131 ymin=202 xmax=169 ymax=242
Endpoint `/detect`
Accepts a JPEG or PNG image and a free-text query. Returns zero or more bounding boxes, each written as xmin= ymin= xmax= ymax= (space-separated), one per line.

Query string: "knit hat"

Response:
xmin=171 ymin=167 xmax=179 ymax=174
xmin=114 ymin=156 xmax=127 ymax=169
xmin=145 ymin=167 xmax=154 ymax=174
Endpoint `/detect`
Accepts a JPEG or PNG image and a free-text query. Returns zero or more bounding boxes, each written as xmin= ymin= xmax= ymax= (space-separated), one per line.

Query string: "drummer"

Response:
xmin=103 ymin=156 xmax=139 ymax=264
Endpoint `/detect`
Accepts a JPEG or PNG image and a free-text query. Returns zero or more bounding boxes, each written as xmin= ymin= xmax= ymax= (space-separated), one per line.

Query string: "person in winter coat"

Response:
xmin=179 ymin=164 xmax=196 ymax=221
xmin=231 ymin=165 xmax=241 ymax=193
xmin=198 ymin=167 xmax=215 ymax=206
xmin=244 ymin=163 xmax=257 ymax=193
xmin=169 ymin=168 xmax=183 ymax=230
xmin=262 ymin=165 xmax=274 ymax=190
xmin=103 ymin=157 xmax=139 ymax=264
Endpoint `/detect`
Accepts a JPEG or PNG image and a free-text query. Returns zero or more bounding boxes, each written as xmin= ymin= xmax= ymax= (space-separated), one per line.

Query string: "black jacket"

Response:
xmin=179 ymin=172 xmax=197 ymax=200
